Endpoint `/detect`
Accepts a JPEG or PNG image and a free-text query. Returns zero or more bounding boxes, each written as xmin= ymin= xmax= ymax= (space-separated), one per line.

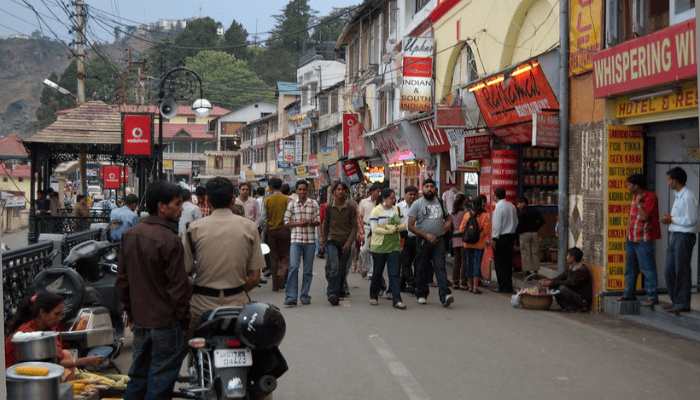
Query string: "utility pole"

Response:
xmin=75 ymin=0 xmax=88 ymax=195
xmin=557 ymin=0 xmax=569 ymax=273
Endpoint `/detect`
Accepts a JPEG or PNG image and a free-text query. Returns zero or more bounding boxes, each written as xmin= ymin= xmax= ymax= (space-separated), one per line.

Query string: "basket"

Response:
xmin=520 ymin=293 xmax=553 ymax=310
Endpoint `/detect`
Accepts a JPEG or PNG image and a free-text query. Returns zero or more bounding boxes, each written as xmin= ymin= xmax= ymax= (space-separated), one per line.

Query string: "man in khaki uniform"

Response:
xmin=183 ymin=177 xmax=264 ymax=333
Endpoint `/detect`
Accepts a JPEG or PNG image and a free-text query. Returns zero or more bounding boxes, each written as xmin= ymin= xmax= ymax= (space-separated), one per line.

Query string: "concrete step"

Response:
xmin=619 ymin=306 xmax=700 ymax=342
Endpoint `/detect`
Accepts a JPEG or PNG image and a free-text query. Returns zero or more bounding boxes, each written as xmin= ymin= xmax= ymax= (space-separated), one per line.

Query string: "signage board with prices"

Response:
xmin=606 ymin=125 xmax=644 ymax=291
xmin=122 ymin=113 xmax=154 ymax=156
xmin=401 ymin=37 xmax=434 ymax=112
xmin=569 ymin=0 xmax=603 ymax=76
xmin=592 ymin=20 xmax=696 ymax=98
xmin=490 ymin=150 xmax=519 ymax=201
xmin=532 ymin=113 xmax=560 ymax=148
xmin=464 ymin=134 xmax=491 ymax=161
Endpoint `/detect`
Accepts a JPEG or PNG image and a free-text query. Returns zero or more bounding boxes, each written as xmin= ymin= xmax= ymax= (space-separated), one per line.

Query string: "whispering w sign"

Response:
xmin=122 ymin=113 xmax=154 ymax=156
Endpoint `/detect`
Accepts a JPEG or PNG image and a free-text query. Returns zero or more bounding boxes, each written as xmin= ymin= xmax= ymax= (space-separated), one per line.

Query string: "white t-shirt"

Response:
xmin=359 ymin=197 xmax=376 ymax=226
xmin=398 ymin=200 xmax=415 ymax=237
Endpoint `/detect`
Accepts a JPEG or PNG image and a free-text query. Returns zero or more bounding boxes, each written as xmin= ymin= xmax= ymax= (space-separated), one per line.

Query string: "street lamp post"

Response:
xmin=157 ymin=67 xmax=212 ymax=180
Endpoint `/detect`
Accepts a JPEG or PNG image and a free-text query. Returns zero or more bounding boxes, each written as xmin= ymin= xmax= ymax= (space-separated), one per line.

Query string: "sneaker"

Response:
xmin=369 ymin=298 xmax=379 ymax=306
xmin=284 ymin=300 xmax=297 ymax=308
xmin=393 ymin=302 xmax=407 ymax=310
xmin=442 ymin=294 xmax=454 ymax=308
xmin=328 ymin=295 xmax=339 ymax=306
xmin=417 ymin=297 xmax=427 ymax=305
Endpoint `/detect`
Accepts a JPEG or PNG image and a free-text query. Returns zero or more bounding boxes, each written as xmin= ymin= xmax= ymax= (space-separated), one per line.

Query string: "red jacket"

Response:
xmin=628 ymin=191 xmax=661 ymax=242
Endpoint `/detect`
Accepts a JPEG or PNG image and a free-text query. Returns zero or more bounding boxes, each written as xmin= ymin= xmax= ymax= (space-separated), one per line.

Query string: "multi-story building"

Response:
xmin=239 ymin=113 xmax=277 ymax=181
xmin=161 ymin=105 xmax=230 ymax=183
xmin=203 ymin=102 xmax=276 ymax=181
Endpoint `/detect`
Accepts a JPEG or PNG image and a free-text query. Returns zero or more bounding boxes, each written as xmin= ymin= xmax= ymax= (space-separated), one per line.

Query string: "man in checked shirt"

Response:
xmin=283 ymin=179 xmax=320 ymax=307
xmin=619 ymin=174 xmax=661 ymax=307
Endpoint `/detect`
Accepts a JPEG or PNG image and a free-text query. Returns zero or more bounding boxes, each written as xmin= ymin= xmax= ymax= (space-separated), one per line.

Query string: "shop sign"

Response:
xmin=122 ymin=113 xmax=154 ymax=156
xmin=343 ymin=113 xmax=366 ymax=158
xmin=278 ymin=140 xmax=295 ymax=169
xmin=614 ymin=84 xmax=698 ymax=118
xmin=416 ymin=119 xmax=450 ymax=153
xmin=469 ymin=62 xmax=559 ymax=143
xmin=532 ymin=113 xmax=560 ymax=148
xmin=401 ymin=37 xmax=433 ymax=112
xmin=307 ymin=154 xmax=320 ymax=177
xmin=372 ymin=125 xmax=416 ymax=164
xmin=491 ymin=150 xmax=518 ymax=201
xmin=569 ymin=0 xmax=603 ymax=76
xmin=435 ymin=104 xmax=466 ymax=128
xmin=318 ymin=150 xmax=338 ymax=167
xmin=342 ymin=159 xmax=362 ymax=184
xmin=1 ymin=192 xmax=25 ymax=208
xmin=294 ymin=135 xmax=303 ymax=164
xmin=163 ymin=159 xmax=174 ymax=170
xmin=464 ymin=134 xmax=491 ymax=161
xmin=295 ymin=165 xmax=308 ymax=177
xmin=592 ymin=20 xmax=696 ymax=98
xmin=606 ymin=125 xmax=644 ymax=291
xmin=173 ymin=160 xmax=192 ymax=175
xmin=367 ymin=166 xmax=385 ymax=183
xmin=102 ymin=165 xmax=121 ymax=190
xmin=479 ymin=158 xmax=493 ymax=205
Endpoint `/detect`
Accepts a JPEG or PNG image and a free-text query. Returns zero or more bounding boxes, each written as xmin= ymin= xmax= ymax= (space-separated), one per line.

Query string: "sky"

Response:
xmin=0 ymin=0 xmax=359 ymax=42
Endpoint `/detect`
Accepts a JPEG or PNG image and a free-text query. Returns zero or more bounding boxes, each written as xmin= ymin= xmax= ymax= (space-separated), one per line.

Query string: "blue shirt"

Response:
xmin=109 ymin=205 xmax=139 ymax=241
xmin=670 ymin=187 xmax=698 ymax=233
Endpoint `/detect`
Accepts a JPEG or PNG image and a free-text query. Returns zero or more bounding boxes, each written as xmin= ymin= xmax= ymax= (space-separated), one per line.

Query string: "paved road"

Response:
xmin=113 ymin=257 xmax=700 ymax=400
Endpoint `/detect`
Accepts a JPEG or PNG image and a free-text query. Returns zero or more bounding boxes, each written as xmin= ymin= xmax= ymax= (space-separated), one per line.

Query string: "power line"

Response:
xmin=0 ymin=21 xmax=28 ymax=36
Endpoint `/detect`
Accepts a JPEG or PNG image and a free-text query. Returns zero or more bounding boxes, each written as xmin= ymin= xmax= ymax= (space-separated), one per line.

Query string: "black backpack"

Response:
xmin=463 ymin=212 xmax=481 ymax=244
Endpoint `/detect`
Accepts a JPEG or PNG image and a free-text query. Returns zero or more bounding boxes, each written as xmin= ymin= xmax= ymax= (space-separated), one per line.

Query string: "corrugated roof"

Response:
xmin=0 ymin=134 xmax=28 ymax=158
xmin=276 ymin=81 xmax=300 ymax=96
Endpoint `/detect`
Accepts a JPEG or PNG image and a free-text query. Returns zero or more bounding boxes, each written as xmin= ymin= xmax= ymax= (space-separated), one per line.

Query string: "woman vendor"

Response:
xmin=5 ymin=291 xmax=103 ymax=369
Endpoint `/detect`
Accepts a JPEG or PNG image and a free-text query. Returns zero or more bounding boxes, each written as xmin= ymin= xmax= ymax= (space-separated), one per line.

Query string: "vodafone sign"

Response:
xmin=122 ymin=113 xmax=154 ymax=156
xmin=102 ymin=165 xmax=122 ymax=189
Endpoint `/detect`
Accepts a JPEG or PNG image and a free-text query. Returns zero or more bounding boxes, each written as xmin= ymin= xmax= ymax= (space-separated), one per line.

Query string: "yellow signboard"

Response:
xmin=569 ymin=0 xmax=603 ymax=76
xmin=295 ymin=165 xmax=307 ymax=177
xmin=606 ymin=125 xmax=644 ymax=291
xmin=163 ymin=159 xmax=173 ymax=170
xmin=615 ymin=84 xmax=698 ymax=119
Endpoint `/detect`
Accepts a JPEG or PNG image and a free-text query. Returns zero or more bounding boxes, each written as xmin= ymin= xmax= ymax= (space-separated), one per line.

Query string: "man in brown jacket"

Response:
xmin=117 ymin=181 xmax=191 ymax=400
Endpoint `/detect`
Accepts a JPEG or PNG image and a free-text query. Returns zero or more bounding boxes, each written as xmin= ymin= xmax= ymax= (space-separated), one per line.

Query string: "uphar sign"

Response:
xmin=401 ymin=37 xmax=433 ymax=112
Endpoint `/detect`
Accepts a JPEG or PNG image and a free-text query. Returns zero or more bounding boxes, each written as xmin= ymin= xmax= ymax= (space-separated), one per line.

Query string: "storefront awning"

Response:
xmin=415 ymin=118 xmax=450 ymax=153
xmin=368 ymin=120 xmax=430 ymax=163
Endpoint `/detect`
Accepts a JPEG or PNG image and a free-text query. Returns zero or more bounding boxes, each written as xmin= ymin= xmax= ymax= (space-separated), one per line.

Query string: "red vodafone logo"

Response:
xmin=122 ymin=113 xmax=153 ymax=156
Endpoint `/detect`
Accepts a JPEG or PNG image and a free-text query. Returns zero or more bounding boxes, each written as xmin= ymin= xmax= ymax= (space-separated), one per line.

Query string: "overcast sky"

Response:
xmin=0 ymin=0 xmax=358 ymax=41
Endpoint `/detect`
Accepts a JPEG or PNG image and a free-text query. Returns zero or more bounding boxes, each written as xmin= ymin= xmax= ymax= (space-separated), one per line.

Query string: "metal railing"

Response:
xmin=3 ymin=241 xmax=55 ymax=329
xmin=61 ymin=229 xmax=103 ymax=260
xmin=29 ymin=214 xmax=110 ymax=243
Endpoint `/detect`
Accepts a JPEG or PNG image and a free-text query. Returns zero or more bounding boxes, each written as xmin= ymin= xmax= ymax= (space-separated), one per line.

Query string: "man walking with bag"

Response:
xmin=320 ymin=182 xmax=358 ymax=306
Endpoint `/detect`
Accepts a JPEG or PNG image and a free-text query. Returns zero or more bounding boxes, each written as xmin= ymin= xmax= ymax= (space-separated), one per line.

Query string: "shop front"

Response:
xmin=592 ymin=19 xmax=699 ymax=296
xmin=466 ymin=51 xmax=562 ymax=265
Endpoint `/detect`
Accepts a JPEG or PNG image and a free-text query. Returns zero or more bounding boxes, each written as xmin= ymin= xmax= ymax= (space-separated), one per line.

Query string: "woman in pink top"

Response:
xmin=460 ymin=195 xmax=491 ymax=294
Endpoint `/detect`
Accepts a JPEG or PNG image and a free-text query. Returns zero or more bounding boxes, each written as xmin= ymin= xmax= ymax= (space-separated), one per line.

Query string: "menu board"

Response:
xmin=491 ymin=150 xmax=519 ymax=201
xmin=606 ymin=126 xmax=644 ymax=291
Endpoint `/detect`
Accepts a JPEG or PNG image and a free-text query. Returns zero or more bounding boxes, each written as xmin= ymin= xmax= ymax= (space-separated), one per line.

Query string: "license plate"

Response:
xmin=213 ymin=349 xmax=253 ymax=368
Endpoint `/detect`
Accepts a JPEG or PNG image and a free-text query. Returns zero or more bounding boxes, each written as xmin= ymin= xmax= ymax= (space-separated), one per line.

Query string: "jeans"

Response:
xmin=371 ymin=251 xmax=401 ymax=304
xmin=415 ymin=238 xmax=451 ymax=302
xmin=624 ymin=240 xmax=658 ymax=301
xmin=124 ymin=325 xmax=185 ymax=400
xmin=464 ymin=248 xmax=484 ymax=279
xmin=360 ymin=226 xmax=373 ymax=276
xmin=267 ymin=228 xmax=291 ymax=291
xmin=286 ymin=242 xmax=316 ymax=303
xmin=326 ymin=241 xmax=351 ymax=298
xmin=665 ymin=232 xmax=697 ymax=310
xmin=400 ymin=236 xmax=417 ymax=291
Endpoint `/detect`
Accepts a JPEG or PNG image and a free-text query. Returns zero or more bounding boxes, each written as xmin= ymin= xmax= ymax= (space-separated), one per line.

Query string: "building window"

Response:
xmin=309 ymin=82 xmax=318 ymax=106
xmin=330 ymin=91 xmax=339 ymax=113
xmin=18 ymin=177 xmax=23 ymax=182
xmin=387 ymin=88 xmax=395 ymax=123
xmin=319 ymin=94 xmax=329 ymax=115
xmin=671 ymin=0 xmax=695 ymax=24
xmin=214 ymin=156 xmax=224 ymax=169
xmin=606 ymin=0 xmax=670 ymax=47
xmin=415 ymin=0 xmax=431 ymax=14
xmin=221 ymin=136 xmax=240 ymax=151
xmin=187 ymin=117 xmax=196 ymax=123
xmin=379 ymin=90 xmax=387 ymax=128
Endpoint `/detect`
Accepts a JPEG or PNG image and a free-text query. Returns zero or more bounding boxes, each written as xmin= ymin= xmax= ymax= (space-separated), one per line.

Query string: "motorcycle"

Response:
xmin=176 ymin=244 xmax=288 ymax=400
xmin=32 ymin=240 xmax=124 ymax=370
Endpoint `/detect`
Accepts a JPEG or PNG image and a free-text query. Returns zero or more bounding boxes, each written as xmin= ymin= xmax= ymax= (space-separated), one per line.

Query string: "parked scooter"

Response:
xmin=32 ymin=240 xmax=124 ymax=371
xmin=175 ymin=243 xmax=288 ymax=400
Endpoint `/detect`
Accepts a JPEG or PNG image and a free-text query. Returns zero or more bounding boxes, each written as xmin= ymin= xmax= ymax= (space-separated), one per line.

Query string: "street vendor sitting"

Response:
xmin=5 ymin=291 xmax=103 ymax=370
xmin=540 ymin=247 xmax=592 ymax=312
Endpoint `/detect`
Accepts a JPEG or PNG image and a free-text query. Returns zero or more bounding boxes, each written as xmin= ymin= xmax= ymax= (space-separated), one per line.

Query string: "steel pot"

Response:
xmin=7 ymin=361 xmax=64 ymax=400
xmin=11 ymin=331 xmax=59 ymax=362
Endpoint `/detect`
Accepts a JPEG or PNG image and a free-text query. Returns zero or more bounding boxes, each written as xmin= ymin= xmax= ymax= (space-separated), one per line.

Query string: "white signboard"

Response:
xmin=401 ymin=36 xmax=434 ymax=112
xmin=173 ymin=160 xmax=193 ymax=175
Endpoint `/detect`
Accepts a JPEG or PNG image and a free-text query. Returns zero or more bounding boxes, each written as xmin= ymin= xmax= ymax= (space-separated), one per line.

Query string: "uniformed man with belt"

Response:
xmin=183 ymin=177 xmax=265 ymax=333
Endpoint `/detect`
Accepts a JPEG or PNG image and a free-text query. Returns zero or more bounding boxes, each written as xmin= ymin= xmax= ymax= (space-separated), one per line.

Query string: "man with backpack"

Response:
xmin=408 ymin=179 xmax=454 ymax=307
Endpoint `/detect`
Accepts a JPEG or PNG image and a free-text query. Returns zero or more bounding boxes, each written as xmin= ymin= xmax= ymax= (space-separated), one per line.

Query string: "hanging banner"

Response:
xmin=294 ymin=134 xmax=303 ymax=164
xmin=401 ymin=37 xmax=434 ymax=112
xmin=342 ymin=159 xmax=363 ymax=184
xmin=491 ymin=149 xmax=518 ymax=201
xmin=592 ymin=20 xmax=696 ymax=98
xmin=122 ymin=113 xmax=154 ymax=156
xmin=606 ymin=125 xmax=644 ymax=291
xmin=435 ymin=104 xmax=466 ymax=128
xmin=569 ymin=0 xmax=603 ymax=76
xmin=470 ymin=62 xmax=559 ymax=129
xmin=464 ymin=134 xmax=491 ymax=161
xmin=343 ymin=113 xmax=366 ymax=158
xmin=532 ymin=113 xmax=560 ymax=147
xmin=102 ymin=165 xmax=121 ymax=190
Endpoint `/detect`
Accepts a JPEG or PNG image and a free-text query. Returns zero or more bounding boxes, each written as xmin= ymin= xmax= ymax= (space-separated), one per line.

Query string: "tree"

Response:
xmin=310 ymin=6 xmax=354 ymax=44
xmin=146 ymin=17 xmax=220 ymax=74
xmin=223 ymin=19 xmax=249 ymax=61
xmin=185 ymin=50 xmax=273 ymax=110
